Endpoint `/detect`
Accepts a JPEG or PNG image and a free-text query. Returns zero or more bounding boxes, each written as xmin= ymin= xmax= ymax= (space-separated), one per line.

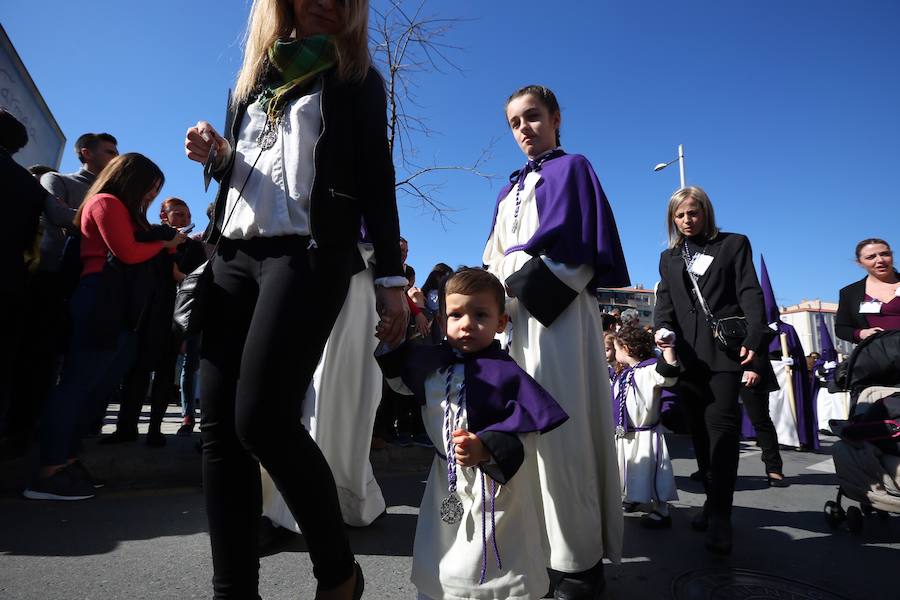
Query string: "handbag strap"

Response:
xmin=208 ymin=146 xmax=265 ymax=258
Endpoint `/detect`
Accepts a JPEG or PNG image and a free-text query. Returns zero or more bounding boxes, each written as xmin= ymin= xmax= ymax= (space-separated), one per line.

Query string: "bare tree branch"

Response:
xmin=370 ymin=0 xmax=496 ymax=224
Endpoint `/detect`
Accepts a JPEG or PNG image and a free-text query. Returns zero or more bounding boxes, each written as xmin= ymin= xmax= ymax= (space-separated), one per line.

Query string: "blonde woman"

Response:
xmin=184 ymin=1 xmax=407 ymax=597
xmin=653 ymin=186 xmax=768 ymax=555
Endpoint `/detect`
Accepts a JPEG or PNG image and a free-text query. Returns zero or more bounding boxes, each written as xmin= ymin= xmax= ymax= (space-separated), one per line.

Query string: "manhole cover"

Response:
xmin=672 ymin=568 xmax=850 ymax=600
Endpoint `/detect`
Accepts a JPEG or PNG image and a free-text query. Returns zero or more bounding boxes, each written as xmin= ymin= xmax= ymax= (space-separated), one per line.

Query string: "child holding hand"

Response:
xmin=377 ymin=268 xmax=567 ymax=600
xmin=612 ymin=326 xmax=680 ymax=528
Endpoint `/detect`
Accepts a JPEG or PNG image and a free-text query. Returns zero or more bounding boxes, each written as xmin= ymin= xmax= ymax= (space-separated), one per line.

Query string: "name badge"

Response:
xmin=859 ymin=301 xmax=882 ymax=314
xmin=895 ymin=287 xmax=900 ymax=298
xmin=689 ymin=253 xmax=714 ymax=276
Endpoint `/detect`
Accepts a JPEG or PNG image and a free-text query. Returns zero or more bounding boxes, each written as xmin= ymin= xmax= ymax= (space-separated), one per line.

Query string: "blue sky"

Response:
xmin=4 ymin=1 xmax=899 ymax=305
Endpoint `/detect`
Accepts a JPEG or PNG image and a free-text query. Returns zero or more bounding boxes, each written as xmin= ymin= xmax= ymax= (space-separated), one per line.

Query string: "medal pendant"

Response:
xmin=257 ymin=123 xmax=278 ymax=150
xmin=615 ymin=425 xmax=626 ymax=439
xmin=440 ymin=493 xmax=464 ymax=525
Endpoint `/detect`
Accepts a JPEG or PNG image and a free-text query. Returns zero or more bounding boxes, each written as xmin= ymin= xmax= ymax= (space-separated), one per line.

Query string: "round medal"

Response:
xmin=615 ymin=425 xmax=626 ymax=438
xmin=257 ymin=125 xmax=277 ymax=150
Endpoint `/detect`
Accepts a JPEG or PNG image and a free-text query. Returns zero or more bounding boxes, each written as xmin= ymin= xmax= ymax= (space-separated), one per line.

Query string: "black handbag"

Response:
xmin=173 ymin=259 xmax=212 ymax=336
xmin=683 ymin=254 xmax=748 ymax=352
xmin=172 ymin=146 xmax=261 ymax=336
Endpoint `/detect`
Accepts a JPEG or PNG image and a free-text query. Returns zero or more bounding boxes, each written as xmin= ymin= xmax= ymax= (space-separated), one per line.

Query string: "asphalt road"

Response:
xmin=2 ymin=430 xmax=898 ymax=600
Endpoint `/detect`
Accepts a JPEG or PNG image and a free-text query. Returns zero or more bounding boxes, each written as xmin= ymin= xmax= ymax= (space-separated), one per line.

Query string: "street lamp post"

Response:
xmin=653 ymin=143 xmax=686 ymax=189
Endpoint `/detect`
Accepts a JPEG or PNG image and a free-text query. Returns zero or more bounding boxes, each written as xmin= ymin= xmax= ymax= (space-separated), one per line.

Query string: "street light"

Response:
xmin=653 ymin=143 xmax=686 ymax=189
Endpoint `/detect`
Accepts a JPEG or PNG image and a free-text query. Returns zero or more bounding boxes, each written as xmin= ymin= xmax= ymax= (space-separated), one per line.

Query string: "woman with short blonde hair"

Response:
xmin=666 ymin=186 xmax=719 ymax=249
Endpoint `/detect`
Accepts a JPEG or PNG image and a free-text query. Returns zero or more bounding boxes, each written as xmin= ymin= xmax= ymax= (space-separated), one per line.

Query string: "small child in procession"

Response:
xmin=376 ymin=267 xmax=568 ymax=600
xmin=604 ymin=332 xmax=619 ymax=380
xmin=611 ymin=326 xmax=680 ymax=528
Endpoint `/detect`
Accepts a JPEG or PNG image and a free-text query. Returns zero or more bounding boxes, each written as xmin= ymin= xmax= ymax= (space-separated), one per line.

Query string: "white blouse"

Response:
xmin=222 ymin=84 xmax=322 ymax=240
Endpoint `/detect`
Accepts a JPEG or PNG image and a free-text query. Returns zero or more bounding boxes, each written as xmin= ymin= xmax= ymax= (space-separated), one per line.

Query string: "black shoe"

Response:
xmin=258 ymin=516 xmax=299 ymax=557
xmin=176 ymin=421 xmax=195 ymax=436
xmin=623 ymin=501 xmax=642 ymax=513
xmin=145 ymin=431 xmax=166 ymax=448
xmin=68 ymin=460 xmax=106 ymax=488
xmin=690 ymin=504 xmax=709 ymax=532
xmin=553 ymin=561 xmax=605 ymax=599
xmin=98 ymin=430 xmax=138 ymax=445
xmin=23 ymin=465 xmax=96 ymax=501
xmin=705 ymin=514 xmax=733 ymax=555
xmin=689 ymin=469 xmax=709 ymax=482
xmin=767 ymin=473 xmax=789 ymax=488
xmin=352 ymin=561 xmax=364 ymax=600
xmin=640 ymin=510 xmax=672 ymax=529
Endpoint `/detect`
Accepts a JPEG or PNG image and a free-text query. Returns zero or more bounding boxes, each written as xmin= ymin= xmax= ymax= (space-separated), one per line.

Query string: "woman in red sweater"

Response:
xmin=24 ymin=153 xmax=186 ymax=501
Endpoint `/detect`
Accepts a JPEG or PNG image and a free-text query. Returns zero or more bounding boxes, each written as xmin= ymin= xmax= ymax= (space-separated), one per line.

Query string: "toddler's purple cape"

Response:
xmin=400 ymin=341 xmax=568 ymax=435
xmin=488 ymin=151 xmax=630 ymax=288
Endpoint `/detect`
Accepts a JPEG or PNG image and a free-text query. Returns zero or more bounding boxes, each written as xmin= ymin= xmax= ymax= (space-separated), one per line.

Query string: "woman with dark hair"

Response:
xmin=183 ymin=0 xmax=405 ymax=597
xmin=653 ymin=185 xmax=768 ymax=554
xmin=483 ymin=84 xmax=629 ymax=598
xmin=420 ymin=262 xmax=453 ymax=342
xmin=835 ymin=238 xmax=900 ymax=342
xmin=24 ymin=153 xmax=185 ymax=501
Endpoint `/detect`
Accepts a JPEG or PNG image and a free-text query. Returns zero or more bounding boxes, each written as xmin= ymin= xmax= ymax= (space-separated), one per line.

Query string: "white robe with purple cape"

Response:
xmin=483 ymin=149 xmax=629 ymax=570
xmin=261 ymin=244 xmax=386 ymax=528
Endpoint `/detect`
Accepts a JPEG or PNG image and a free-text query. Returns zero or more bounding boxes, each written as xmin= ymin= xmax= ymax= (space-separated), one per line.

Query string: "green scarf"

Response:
xmin=258 ymin=35 xmax=336 ymax=120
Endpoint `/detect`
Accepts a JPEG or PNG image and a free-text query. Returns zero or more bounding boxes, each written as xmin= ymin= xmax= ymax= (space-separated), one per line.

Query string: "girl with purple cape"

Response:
xmin=483 ymin=85 xmax=629 ymax=597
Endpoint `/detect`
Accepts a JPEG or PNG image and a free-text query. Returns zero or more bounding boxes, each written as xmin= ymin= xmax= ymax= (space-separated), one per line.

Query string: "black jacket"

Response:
xmin=654 ymin=231 xmax=768 ymax=372
xmin=208 ymin=67 xmax=402 ymax=280
xmin=834 ymin=275 xmax=900 ymax=343
xmin=1 ymin=148 xmax=45 ymax=274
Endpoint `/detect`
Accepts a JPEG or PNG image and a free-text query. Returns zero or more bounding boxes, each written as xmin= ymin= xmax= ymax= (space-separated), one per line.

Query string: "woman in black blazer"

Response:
xmin=835 ymin=238 xmax=900 ymax=343
xmin=653 ymin=186 xmax=768 ymax=555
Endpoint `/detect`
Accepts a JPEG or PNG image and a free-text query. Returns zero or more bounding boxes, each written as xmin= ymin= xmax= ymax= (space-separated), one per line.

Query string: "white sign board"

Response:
xmin=0 ymin=24 xmax=65 ymax=169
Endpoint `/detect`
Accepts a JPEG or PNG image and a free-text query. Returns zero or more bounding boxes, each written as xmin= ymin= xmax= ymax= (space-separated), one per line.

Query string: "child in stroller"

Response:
xmin=825 ymin=330 xmax=900 ymax=533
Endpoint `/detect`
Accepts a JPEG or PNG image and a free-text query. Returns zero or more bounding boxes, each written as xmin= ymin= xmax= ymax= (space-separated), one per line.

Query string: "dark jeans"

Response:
xmin=7 ymin=270 xmax=66 ymax=444
xmin=200 ymin=236 xmax=354 ymax=599
xmin=740 ymin=386 xmax=783 ymax=474
xmin=180 ymin=335 xmax=201 ymax=420
xmin=39 ymin=274 xmax=137 ymax=466
xmin=679 ymin=368 xmax=742 ymax=516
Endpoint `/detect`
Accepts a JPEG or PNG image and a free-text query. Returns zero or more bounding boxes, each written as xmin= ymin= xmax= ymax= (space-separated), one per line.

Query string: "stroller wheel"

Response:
xmin=824 ymin=501 xmax=844 ymax=528
xmin=846 ymin=506 xmax=864 ymax=534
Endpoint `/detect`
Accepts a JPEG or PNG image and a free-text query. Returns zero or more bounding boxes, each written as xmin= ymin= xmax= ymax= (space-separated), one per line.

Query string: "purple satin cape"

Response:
xmin=403 ymin=341 xmax=568 ymax=435
xmin=488 ymin=151 xmax=630 ymax=288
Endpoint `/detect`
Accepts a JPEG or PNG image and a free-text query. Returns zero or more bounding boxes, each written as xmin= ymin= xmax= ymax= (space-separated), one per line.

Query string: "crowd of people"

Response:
xmin=3 ymin=0 xmax=900 ymax=598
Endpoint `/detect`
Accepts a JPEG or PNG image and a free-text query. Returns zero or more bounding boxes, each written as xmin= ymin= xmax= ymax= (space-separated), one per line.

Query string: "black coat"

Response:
xmin=208 ymin=67 xmax=402 ymax=280
xmin=654 ymin=231 xmax=768 ymax=372
xmin=834 ymin=274 xmax=900 ymax=343
xmin=1 ymin=148 xmax=45 ymax=275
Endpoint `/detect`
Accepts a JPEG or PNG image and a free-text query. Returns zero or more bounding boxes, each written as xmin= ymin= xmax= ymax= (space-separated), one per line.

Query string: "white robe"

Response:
xmin=261 ymin=244 xmax=386 ymax=529
xmin=483 ymin=170 xmax=624 ymax=570
xmin=612 ymin=363 xmax=678 ymax=504
xmin=410 ymin=366 xmax=549 ymax=600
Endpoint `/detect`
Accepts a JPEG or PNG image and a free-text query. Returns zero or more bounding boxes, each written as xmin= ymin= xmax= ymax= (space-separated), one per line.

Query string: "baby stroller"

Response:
xmin=824 ymin=331 xmax=900 ymax=533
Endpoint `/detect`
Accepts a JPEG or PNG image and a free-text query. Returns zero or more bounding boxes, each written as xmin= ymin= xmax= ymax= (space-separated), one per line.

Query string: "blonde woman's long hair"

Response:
xmin=234 ymin=0 xmax=372 ymax=105
xmin=666 ymin=186 xmax=719 ymax=249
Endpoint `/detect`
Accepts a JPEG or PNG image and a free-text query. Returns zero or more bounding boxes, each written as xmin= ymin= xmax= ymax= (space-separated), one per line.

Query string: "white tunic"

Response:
xmin=411 ymin=365 xmax=550 ymax=600
xmin=483 ymin=170 xmax=624 ymax=570
xmin=612 ymin=363 xmax=678 ymax=504
xmin=261 ymin=244 xmax=386 ymax=528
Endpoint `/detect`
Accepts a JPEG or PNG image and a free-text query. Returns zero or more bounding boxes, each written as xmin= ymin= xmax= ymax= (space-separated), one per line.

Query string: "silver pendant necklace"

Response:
xmin=440 ymin=361 xmax=466 ymax=526
xmin=256 ymin=113 xmax=280 ymax=150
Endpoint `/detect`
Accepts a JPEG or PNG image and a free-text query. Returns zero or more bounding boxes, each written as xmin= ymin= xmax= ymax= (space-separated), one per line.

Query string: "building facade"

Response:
xmin=780 ymin=300 xmax=855 ymax=358
xmin=596 ymin=286 xmax=656 ymax=326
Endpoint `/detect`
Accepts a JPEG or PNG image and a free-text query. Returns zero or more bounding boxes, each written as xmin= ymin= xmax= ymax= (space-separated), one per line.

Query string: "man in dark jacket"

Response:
xmin=0 ymin=109 xmax=47 ymax=456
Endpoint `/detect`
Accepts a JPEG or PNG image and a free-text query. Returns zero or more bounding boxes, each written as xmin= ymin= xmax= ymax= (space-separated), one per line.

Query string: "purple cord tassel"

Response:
xmin=477 ymin=469 xmax=503 ymax=585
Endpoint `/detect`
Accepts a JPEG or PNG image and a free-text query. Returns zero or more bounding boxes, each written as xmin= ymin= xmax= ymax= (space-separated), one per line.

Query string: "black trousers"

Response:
xmin=679 ymin=368 xmax=742 ymax=516
xmin=118 ymin=333 xmax=180 ymax=436
xmin=740 ymin=386 xmax=783 ymax=474
xmin=200 ymin=236 xmax=354 ymax=599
